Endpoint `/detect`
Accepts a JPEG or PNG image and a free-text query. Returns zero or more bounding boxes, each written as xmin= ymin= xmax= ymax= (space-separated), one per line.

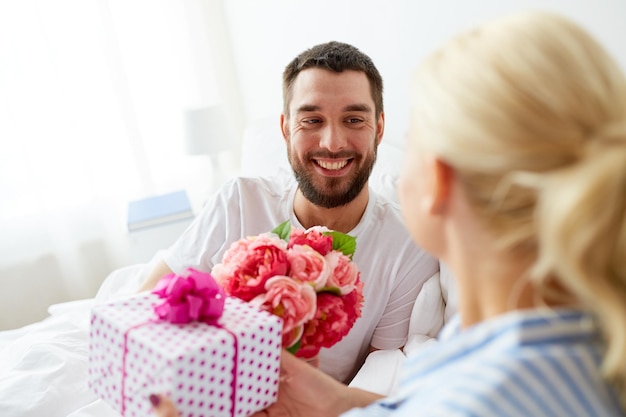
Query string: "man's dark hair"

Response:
xmin=282 ymin=41 xmax=384 ymax=118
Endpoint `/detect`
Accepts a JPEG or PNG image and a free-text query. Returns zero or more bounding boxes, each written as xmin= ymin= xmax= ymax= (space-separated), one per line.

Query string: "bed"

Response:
xmin=0 ymin=117 xmax=456 ymax=416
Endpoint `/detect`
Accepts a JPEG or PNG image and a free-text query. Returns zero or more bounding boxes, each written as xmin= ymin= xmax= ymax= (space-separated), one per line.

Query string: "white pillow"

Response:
xmin=240 ymin=117 xmax=289 ymax=177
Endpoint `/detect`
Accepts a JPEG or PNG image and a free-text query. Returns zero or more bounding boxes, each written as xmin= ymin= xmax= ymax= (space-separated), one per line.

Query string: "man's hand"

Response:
xmin=250 ymin=350 xmax=383 ymax=417
xmin=138 ymin=260 xmax=173 ymax=292
xmin=249 ymin=350 xmax=350 ymax=417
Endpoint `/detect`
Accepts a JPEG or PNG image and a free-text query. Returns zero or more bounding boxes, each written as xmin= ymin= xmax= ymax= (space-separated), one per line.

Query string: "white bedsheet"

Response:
xmin=0 ymin=259 xmax=151 ymax=417
xmin=0 ymin=299 xmax=102 ymax=416
xmin=0 ymin=253 xmax=453 ymax=416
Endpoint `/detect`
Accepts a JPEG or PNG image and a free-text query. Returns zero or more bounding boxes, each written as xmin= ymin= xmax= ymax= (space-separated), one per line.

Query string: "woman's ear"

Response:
xmin=425 ymin=157 xmax=454 ymax=215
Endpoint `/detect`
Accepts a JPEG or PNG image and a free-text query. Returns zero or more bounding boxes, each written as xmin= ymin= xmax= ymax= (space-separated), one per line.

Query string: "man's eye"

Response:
xmin=304 ymin=119 xmax=322 ymax=124
xmin=347 ymin=118 xmax=364 ymax=124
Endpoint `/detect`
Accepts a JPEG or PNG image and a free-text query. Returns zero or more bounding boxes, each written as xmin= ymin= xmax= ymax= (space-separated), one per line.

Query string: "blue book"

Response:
xmin=127 ymin=190 xmax=194 ymax=231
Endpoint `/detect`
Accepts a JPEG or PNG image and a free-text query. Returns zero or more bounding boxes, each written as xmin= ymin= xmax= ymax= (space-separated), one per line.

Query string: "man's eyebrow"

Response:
xmin=343 ymin=103 xmax=372 ymax=113
xmin=295 ymin=103 xmax=373 ymax=114
xmin=295 ymin=104 xmax=321 ymax=113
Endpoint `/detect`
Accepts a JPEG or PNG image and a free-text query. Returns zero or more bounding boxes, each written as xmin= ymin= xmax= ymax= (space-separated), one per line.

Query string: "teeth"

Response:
xmin=317 ymin=160 xmax=348 ymax=170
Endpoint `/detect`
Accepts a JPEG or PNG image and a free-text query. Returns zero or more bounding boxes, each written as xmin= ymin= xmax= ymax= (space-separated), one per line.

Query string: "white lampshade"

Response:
xmin=183 ymin=105 xmax=233 ymax=155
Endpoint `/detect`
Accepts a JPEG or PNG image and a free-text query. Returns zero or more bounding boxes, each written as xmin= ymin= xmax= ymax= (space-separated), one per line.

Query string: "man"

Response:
xmin=139 ymin=41 xmax=441 ymax=383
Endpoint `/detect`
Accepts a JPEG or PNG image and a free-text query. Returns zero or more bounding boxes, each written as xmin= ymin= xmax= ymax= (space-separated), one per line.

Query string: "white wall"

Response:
xmin=223 ymin=0 xmax=626 ymax=149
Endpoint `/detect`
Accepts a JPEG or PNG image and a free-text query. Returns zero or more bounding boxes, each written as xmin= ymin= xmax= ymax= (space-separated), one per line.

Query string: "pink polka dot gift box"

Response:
xmin=88 ymin=268 xmax=282 ymax=417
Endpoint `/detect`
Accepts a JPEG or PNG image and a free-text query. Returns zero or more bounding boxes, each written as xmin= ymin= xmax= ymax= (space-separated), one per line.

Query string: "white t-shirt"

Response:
xmin=164 ymin=173 xmax=440 ymax=382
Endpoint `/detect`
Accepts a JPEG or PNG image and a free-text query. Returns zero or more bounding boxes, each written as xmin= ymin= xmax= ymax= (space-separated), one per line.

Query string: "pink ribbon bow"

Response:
xmin=152 ymin=268 xmax=225 ymax=324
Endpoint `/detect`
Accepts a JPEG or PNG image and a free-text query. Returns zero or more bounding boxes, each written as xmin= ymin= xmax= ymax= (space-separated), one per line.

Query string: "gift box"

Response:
xmin=88 ymin=292 xmax=282 ymax=417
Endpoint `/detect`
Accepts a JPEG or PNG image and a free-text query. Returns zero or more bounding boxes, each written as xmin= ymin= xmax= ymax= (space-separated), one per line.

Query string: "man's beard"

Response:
xmin=287 ymin=139 xmax=378 ymax=209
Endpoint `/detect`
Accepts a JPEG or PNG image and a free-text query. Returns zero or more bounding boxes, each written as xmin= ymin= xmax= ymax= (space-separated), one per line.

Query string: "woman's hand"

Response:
xmin=150 ymin=394 xmax=179 ymax=417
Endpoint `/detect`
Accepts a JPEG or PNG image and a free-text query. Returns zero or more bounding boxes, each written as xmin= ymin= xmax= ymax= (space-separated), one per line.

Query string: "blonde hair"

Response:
xmin=411 ymin=11 xmax=626 ymax=403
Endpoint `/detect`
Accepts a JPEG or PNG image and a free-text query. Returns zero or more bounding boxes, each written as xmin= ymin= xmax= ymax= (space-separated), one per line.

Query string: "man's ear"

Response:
xmin=428 ymin=158 xmax=454 ymax=215
xmin=280 ymin=114 xmax=289 ymax=142
xmin=376 ymin=111 xmax=385 ymax=146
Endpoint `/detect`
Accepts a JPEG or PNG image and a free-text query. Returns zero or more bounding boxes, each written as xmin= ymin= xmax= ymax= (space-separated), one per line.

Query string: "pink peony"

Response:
xmin=211 ymin=234 xmax=289 ymax=302
xmin=250 ymin=276 xmax=317 ymax=348
xmin=295 ymin=284 xmax=363 ymax=359
xmin=287 ymin=244 xmax=331 ymax=290
xmin=288 ymin=227 xmax=333 ymax=256
xmin=324 ymin=250 xmax=360 ymax=295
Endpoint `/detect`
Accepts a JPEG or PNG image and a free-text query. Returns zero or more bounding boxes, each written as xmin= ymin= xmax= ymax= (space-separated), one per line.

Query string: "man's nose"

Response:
xmin=318 ymin=123 xmax=347 ymax=152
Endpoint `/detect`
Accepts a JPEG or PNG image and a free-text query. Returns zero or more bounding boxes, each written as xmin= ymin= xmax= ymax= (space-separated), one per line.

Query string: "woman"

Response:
xmin=153 ymin=10 xmax=626 ymax=417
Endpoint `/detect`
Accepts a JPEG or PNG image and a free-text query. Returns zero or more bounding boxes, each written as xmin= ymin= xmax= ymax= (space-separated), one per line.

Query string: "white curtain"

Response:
xmin=0 ymin=0 xmax=240 ymax=329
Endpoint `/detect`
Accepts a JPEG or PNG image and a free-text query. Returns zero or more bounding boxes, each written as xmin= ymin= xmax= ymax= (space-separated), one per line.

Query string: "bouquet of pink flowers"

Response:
xmin=211 ymin=220 xmax=364 ymax=359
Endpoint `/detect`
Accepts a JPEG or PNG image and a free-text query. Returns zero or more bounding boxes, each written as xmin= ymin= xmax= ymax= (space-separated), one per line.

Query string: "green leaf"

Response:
xmin=272 ymin=220 xmax=292 ymax=241
xmin=325 ymin=230 xmax=357 ymax=258
xmin=286 ymin=339 xmax=301 ymax=355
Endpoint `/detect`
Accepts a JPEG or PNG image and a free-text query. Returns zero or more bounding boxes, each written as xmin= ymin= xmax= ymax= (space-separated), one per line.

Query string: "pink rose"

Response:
xmin=288 ymin=226 xmax=333 ymax=255
xmin=211 ymin=234 xmax=289 ymax=301
xmin=324 ymin=250 xmax=360 ymax=295
xmin=250 ymin=276 xmax=317 ymax=348
xmin=287 ymin=244 xmax=331 ymax=290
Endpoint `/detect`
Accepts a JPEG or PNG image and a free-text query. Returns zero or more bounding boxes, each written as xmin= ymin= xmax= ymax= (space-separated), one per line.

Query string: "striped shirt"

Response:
xmin=342 ymin=309 xmax=624 ymax=417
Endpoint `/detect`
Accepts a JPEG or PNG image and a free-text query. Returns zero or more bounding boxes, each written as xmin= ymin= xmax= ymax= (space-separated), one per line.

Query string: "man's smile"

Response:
xmin=314 ymin=158 xmax=351 ymax=171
